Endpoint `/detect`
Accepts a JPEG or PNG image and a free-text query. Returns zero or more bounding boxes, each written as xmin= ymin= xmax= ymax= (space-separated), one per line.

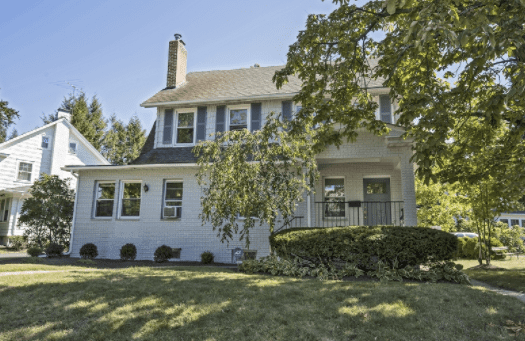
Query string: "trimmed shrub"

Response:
xmin=26 ymin=246 xmax=42 ymax=257
xmin=201 ymin=251 xmax=214 ymax=264
xmin=120 ymin=243 xmax=137 ymax=261
xmin=9 ymin=236 xmax=27 ymax=251
xmin=45 ymin=243 xmax=64 ymax=257
xmin=270 ymin=226 xmax=457 ymax=270
xmin=456 ymin=237 xmax=469 ymax=258
xmin=154 ymin=245 xmax=174 ymax=263
xmin=463 ymin=237 xmax=503 ymax=259
xmin=79 ymin=243 xmax=98 ymax=259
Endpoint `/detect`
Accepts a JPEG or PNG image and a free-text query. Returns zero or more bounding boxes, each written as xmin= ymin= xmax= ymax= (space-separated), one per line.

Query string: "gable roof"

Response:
xmin=0 ymin=118 xmax=110 ymax=165
xmin=141 ymin=61 xmax=387 ymax=107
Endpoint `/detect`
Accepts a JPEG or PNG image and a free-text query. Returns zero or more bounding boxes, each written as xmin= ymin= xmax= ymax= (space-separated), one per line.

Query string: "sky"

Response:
xmin=1 ymin=0 xmax=340 ymax=136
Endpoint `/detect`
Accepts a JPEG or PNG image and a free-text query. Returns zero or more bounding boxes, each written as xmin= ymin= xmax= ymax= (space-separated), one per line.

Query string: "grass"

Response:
xmin=457 ymin=258 xmax=525 ymax=293
xmin=1 ymin=265 xmax=525 ymax=340
xmin=0 ymin=246 xmax=26 ymax=254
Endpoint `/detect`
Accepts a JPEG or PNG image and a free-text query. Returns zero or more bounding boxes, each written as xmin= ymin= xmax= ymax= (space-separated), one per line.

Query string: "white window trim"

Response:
xmin=41 ymin=134 xmax=52 ymax=150
xmin=323 ymin=176 xmax=346 ymax=218
xmin=227 ymin=104 xmax=250 ymax=132
xmin=163 ymin=180 xmax=183 ymax=219
xmin=378 ymin=95 xmax=393 ymax=123
xmin=16 ymin=160 xmax=33 ymax=183
xmin=173 ymin=108 xmax=197 ymax=146
xmin=118 ymin=180 xmax=142 ymax=219
xmin=93 ymin=181 xmax=116 ymax=219
xmin=69 ymin=141 xmax=78 ymax=154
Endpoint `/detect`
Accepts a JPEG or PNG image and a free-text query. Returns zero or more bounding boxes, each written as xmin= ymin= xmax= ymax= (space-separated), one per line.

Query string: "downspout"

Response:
xmin=64 ymin=170 xmax=79 ymax=256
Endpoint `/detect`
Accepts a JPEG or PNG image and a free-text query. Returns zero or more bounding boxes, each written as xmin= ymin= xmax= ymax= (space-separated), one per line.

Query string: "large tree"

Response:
xmin=19 ymin=174 xmax=75 ymax=248
xmin=0 ymin=93 xmax=19 ymax=143
xmin=102 ymin=115 xmax=146 ymax=165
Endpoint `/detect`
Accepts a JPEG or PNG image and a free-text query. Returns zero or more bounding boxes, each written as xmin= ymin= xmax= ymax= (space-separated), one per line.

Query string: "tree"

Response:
xmin=0 ymin=93 xmax=19 ymax=143
xmin=195 ymin=113 xmax=318 ymax=246
xmin=18 ymin=174 xmax=75 ymax=248
xmin=102 ymin=115 xmax=146 ymax=165
xmin=6 ymin=129 xmax=18 ymax=141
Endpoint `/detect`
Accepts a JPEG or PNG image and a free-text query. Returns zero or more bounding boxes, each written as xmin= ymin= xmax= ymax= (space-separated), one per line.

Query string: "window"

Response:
xmin=94 ymin=182 xmax=115 ymax=217
xmin=120 ymin=181 xmax=141 ymax=218
xmin=69 ymin=142 xmax=77 ymax=154
xmin=176 ymin=112 xmax=194 ymax=143
xmin=511 ymin=219 xmax=520 ymax=227
xmin=41 ymin=135 xmax=50 ymax=149
xmin=522 ymin=220 xmax=525 ymax=228
xmin=367 ymin=183 xmax=387 ymax=194
xmin=163 ymin=181 xmax=183 ymax=218
xmin=324 ymin=178 xmax=345 ymax=217
xmin=500 ymin=219 xmax=509 ymax=226
xmin=379 ymin=95 xmax=392 ymax=124
xmin=0 ymin=198 xmax=10 ymax=222
xmin=17 ymin=162 xmax=32 ymax=181
xmin=229 ymin=107 xmax=248 ymax=131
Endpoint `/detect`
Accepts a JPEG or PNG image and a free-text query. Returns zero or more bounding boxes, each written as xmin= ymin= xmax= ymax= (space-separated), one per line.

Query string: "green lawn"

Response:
xmin=1 ymin=266 xmax=524 ymax=340
xmin=0 ymin=247 xmax=26 ymax=254
xmin=457 ymin=258 xmax=525 ymax=293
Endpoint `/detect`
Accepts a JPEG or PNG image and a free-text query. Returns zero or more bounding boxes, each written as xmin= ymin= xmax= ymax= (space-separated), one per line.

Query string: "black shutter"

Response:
xmin=196 ymin=106 xmax=207 ymax=142
xmin=282 ymin=101 xmax=292 ymax=122
xmin=250 ymin=103 xmax=261 ymax=132
xmin=380 ymin=95 xmax=392 ymax=123
xmin=215 ymin=105 xmax=226 ymax=136
xmin=163 ymin=109 xmax=173 ymax=144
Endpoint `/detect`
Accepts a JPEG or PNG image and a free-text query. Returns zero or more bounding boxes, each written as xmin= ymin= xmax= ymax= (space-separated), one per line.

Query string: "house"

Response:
xmin=496 ymin=212 xmax=525 ymax=229
xmin=0 ymin=111 xmax=110 ymax=245
xmin=63 ymin=35 xmax=417 ymax=262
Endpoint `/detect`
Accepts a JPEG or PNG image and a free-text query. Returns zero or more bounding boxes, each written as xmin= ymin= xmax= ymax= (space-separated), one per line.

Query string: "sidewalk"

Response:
xmin=471 ymin=279 xmax=525 ymax=303
xmin=0 ymin=252 xmax=28 ymax=258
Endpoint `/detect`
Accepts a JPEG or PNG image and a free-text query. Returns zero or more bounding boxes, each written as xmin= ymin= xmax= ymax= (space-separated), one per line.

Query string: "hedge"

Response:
xmin=270 ymin=226 xmax=457 ymax=269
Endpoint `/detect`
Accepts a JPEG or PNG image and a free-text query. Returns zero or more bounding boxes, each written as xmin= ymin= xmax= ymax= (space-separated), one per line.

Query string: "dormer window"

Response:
xmin=69 ymin=142 xmax=77 ymax=154
xmin=41 ymin=135 xmax=50 ymax=149
xmin=176 ymin=112 xmax=195 ymax=143
xmin=229 ymin=108 xmax=248 ymax=131
xmin=379 ymin=95 xmax=392 ymax=124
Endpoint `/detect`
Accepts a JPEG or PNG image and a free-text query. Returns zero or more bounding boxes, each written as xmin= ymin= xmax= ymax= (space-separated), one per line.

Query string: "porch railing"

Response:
xmin=314 ymin=201 xmax=404 ymax=228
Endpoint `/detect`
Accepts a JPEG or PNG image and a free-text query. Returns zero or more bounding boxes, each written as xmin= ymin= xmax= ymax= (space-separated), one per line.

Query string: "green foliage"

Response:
xmin=0 ymin=91 xmax=19 ymax=143
xmin=102 ymin=115 xmax=146 ymax=165
xmin=455 ymin=237 xmax=468 ymax=259
xmin=19 ymin=174 xmax=74 ymax=248
xmin=154 ymin=245 xmax=174 ymax=263
xmin=493 ymin=222 xmax=524 ymax=253
xmin=26 ymin=246 xmax=42 ymax=257
xmin=79 ymin=243 xmax=98 ymax=259
xmin=120 ymin=243 xmax=137 ymax=261
xmin=45 ymin=243 xmax=64 ymax=258
xmin=271 ymin=226 xmax=457 ymax=270
xmin=8 ymin=236 xmax=26 ymax=251
xmin=462 ymin=237 xmax=504 ymax=260
xmin=77 ymin=259 xmax=96 ymax=265
xmin=200 ymin=251 xmax=214 ymax=264
xmin=195 ymin=112 xmax=318 ymax=246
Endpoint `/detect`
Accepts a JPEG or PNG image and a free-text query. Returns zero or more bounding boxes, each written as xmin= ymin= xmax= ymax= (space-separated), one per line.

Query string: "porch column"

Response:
xmin=400 ymin=155 xmax=417 ymax=226
xmin=307 ymin=193 xmax=311 ymax=227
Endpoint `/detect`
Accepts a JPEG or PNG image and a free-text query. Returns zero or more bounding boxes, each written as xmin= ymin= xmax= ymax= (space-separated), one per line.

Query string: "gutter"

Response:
xmin=62 ymin=163 xmax=199 ymax=172
xmin=141 ymin=93 xmax=298 ymax=108
xmin=64 ymin=170 xmax=79 ymax=256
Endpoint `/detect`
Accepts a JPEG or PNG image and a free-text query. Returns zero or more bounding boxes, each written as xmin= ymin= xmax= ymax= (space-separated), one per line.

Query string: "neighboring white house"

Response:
xmin=63 ymin=35 xmax=417 ymax=262
xmin=0 ymin=111 xmax=110 ymax=245
xmin=496 ymin=212 xmax=525 ymax=229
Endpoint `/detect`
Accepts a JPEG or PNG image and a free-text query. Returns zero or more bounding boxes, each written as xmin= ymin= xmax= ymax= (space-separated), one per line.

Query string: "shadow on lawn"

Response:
xmin=1 ymin=267 xmax=524 ymax=340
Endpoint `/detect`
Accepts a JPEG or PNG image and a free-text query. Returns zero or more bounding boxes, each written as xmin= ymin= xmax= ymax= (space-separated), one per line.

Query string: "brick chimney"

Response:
xmin=166 ymin=33 xmax=187 ymax=89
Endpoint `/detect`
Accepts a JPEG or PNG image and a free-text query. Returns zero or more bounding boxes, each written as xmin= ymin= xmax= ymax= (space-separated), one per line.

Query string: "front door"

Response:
xmin=363 ymin=178 xmax=391 ymax=225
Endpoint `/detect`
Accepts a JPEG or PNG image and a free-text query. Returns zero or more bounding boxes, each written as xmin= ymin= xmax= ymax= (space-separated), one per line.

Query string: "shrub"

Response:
xmin=26 ymin=246 xmax=42 ymax=257
xmin=455 ymin=237 xmax=469 ymax=258
xmin=154 ymin=245 xmax=174 ymax=263
xmin=463 ymin=237 xmax=504 ymax=259
xmin=120 ymin=243 xmax=137 ymax=261
xmin=270 ymin=226 xmax=457 ymax=270
xmin=9 ymin=236 xmax=27 ymax=250
xmin=201 ymin=251 xmax=214 ymax=264
xmin=45 ymin=243 xmax=64 ymax=257
xmin=79 ymin=243 xmax=98 ymax=259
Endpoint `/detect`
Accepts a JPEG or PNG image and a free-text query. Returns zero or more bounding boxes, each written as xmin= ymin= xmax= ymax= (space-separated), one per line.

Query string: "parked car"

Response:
xmin=452 ymin=232 xmax=479 ymax=238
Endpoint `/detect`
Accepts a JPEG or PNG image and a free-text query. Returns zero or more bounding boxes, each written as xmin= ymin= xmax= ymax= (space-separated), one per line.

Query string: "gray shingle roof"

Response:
xmin=141 ymin=61 xmax=387 ymax=106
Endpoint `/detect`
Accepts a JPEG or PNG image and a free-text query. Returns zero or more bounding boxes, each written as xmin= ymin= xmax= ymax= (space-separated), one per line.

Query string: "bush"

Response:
xmin=45 ymin=243 xmax=64 ymax=257
xmin=9 ymin=236 xmax=27 ymax=250
xmin=463 ymin=237 xmax=503 ymax=260
xmin=154 ymin=245 xmax=174 ymax=263
xmin=120 ymin=243 xmax=137 ymax=261
xmin=201 ymin=251 xmax=214 ymax=264
xmin=79 ymin=243 xmax=98 ymax=259
xmin=270 ymin=226 xmax=457 ymax=270
xmin=455 ymin=237 xmax=469 ymax=258
xmin=26 ymin=246 xmax=42 ymax=257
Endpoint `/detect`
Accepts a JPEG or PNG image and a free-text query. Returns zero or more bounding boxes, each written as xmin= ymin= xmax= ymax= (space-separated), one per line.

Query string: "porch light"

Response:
xmin=143 ymin=184 xmax=149 ymax=193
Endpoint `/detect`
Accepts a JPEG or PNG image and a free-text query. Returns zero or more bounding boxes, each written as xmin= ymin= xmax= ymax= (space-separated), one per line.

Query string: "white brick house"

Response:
xmin=63 ymin=35 xmax=417 ymax=262
xmin=0 ymin=111 xmax=110 ymax=245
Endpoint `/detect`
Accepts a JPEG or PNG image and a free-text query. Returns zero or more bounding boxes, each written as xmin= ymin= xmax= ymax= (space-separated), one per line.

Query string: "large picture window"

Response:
xmin=324 ymin=178 xmax=345 ymax=217
xmin=120 ymin=181 xmax=141 ymax=218
xmin=17 ymin=162 xmax=32 ymax=181
xmin=176 ymin=112 xmax=194 ymax=143
xmin=0 ymin=198 xmax=10 ymax=222
xmin=94 ymin=182 xmax=115 ymax=217
xmin=163 ymin=181 xmax=183 ymax=218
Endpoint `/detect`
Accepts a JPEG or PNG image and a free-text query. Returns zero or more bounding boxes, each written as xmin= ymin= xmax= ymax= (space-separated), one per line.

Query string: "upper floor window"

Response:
xmin=17 ymin=162 xmax=32 ymax=182
xmin=379 ymin=95 xmax=392 ymax=124
xmin=0 ymin=198 xmax=10 ymax=222
xmin=229 ymin=108 xmax=248 ymax=131
xmin=94 ymin=182 xmax=116 ymax=218
xmin=177 ymin=112 xmax=195 ymax=143
xmin=119 ymin=181 xmax=141 ymax=218
xmin=162 ymin=108 xmax=197 ymax=145
xmin=41 ymin=135 xmax=50 ymax=149
xmin=69 ymin=142 xmax=77 ymax=154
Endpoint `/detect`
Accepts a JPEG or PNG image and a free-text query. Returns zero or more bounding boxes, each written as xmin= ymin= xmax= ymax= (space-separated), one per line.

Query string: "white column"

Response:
xmin=307 ymin=193 xmax=311 ymax=227
xmin=400 ymin=154 xmax=417 ymax=226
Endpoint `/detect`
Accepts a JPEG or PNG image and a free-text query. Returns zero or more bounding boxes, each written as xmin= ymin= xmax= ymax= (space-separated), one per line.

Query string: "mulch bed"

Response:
xmin=467 ymin=264 xmax=506 ymax=271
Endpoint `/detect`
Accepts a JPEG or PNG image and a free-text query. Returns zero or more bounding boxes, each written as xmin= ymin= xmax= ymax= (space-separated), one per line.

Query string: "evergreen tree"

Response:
xmin=87 ymin=95 xmax=107 ymax=151
xmin=0 ymin=92 xmax=19 ymax=143
xmin=7 ymin=129 xmax=18 ymax=141
xmin=124 ymin=116 xmax=146 ymax=163
xmin=101 ymin=115 xmax=146 ymax=165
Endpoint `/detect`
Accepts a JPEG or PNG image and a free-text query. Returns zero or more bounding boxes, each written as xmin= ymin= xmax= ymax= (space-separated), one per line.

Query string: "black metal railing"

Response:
xmin=314 ymin=201 xmax=404 ymax=228
xmin=274 ymin=216 xmax=304 ymax=234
